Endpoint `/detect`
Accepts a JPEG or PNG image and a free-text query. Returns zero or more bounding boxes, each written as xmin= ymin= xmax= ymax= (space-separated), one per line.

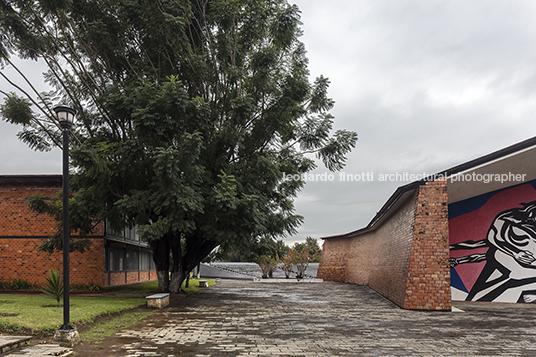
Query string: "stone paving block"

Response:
xmin=3 ymin=344 xmax=73 ymax=356
xmin=71 ymin=279 xmax=536 ymax=356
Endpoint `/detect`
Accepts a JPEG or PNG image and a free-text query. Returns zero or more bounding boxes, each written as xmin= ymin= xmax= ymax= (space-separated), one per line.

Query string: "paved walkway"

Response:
xmin=67 ymin=279 xmax=536 ymax=356
xmin=1 ymin=343 xmax=72 ymax=356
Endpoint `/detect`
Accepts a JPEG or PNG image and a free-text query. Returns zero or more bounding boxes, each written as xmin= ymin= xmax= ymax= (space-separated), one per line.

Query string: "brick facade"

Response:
xmin=403 ymin=180 xmax=450 ymax=310
xmin=317 ymin=180 xmax=451 ymax=310
xmin=0 ymin=238 xmax=105 ymax=286
xmin=0 ymin=177 xmax=64 ymax=237
xmin=316 ymin=237 xmax=350 ymax=282
xmin=0 ymin=176 xmax=156 ymax=288
xmin=103 ymin=271 xmax=157 ymax=287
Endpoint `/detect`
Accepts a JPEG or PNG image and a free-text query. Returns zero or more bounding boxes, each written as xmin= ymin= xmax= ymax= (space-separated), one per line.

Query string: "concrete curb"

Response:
xmin=0 ymin=336 xmax=31 ymax=355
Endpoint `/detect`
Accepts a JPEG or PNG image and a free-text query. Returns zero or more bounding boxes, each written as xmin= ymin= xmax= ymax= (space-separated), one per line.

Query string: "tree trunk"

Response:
xmin=169 ymin=270 xmax=187 ymax=294
xmin=156 ymin=270 xmax=170 ymax=292
xmin=153 ymin=232 xmax=219 ymax=294
xmin=169 ymin=233 xmax=184 ymax=294
xmin=151 ymin=237 xmax=170 ymax=292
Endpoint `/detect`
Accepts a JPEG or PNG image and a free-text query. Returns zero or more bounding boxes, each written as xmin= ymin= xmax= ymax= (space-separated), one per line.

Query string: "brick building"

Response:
xmin=317 ymin=136 xmax=536 ymax=310
xmin=0 ymin=175 xmax=156 ymax=288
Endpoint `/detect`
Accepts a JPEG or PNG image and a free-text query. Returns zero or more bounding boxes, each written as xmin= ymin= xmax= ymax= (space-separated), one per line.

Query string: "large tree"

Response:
xmin=0 ymin=0 xmax=357 ymax=293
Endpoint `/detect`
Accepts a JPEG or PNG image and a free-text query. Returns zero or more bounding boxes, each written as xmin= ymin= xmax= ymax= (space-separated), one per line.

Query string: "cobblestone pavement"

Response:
xmin=73 ymin=279 xmax=536 ymax=356
xmin=2 ymin=344 xmax=72 ymax=356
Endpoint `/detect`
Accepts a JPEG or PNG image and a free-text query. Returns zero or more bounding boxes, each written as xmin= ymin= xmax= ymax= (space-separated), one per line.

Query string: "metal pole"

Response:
xmin=61 ymin=122 xmax=73 ymax=330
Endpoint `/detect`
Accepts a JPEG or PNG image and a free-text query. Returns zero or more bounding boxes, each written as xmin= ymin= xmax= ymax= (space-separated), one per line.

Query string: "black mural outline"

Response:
xmin=450 ymin=201 xmax=536 ymax=303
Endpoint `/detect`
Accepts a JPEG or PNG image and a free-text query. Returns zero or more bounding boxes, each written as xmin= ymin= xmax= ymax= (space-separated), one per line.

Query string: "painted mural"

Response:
xmin=449 ymin=180 xmax=536 ymax=303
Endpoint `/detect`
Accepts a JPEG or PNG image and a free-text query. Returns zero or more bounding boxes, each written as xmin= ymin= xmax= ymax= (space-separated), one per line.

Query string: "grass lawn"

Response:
xmin=0 ymin=295 xmax=146 ymax=333
xmin=79 ymin=310 xmax=154 ymax=344
xmin=182 ymin=278 xmax=216 ymax=294
xmin=0 ymin=278 xmax=215 ymax=343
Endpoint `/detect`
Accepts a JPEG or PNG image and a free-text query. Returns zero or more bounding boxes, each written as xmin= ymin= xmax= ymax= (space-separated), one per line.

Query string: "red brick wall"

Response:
xmin=317 ymin=180 xmax=451 ymax=310
xmin=107 ymin=272 xmax=126 ymax=286
xmin=316 ymin=238 xmax=350 ymax=281
xmin=104 ymin=271 xmax=157 ymax=287
xmin=356 ymin=191 xmax=418 ymax=307
xmin=126 ymin=271 xmax=140 ymax=284
xmin=0 ymin=238 xmax=105 ymax=286
xmin=0 ymin=177 xmax=156 ymax=288
xmin=0 ymin=183 xmax=60 ymax=236
xmin=404 ymin=180 xmax=450 ymax=310
xmin=0 ymin=179 xmax=105 ymax=237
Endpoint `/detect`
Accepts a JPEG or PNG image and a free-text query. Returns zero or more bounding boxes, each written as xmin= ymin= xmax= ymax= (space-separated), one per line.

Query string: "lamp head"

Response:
xmin=53 ymin=106 xmax=76 ymax=128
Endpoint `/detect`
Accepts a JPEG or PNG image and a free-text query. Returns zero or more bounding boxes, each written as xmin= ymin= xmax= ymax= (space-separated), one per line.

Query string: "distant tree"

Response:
xmin=287 ymin=248 xmax=310 ymax=279
xmin=279 ymin=252 xmax=293 ymax=278
xmin=276 ymin=239 xmax=290 ymax=257
xmin=256 ymin=255 xmax=278 ymax=279
xmin=293 ymin=237 xmax=321 ymax=263
xmin=212 ymin=235 xmax=278 ymax=262
xmin=0 ymin=0 xmax=357 ymax=293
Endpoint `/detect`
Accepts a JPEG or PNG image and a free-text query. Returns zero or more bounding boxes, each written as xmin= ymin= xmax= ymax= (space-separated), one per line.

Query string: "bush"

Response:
xmin=288 ymin=248 xmax=316 ymax=279
xmin=256 ymin=255 xmax=278 ymax=279
xmin=0 ymin=279 xmax=38 ymax=290
xmin=40 ymin=269 xmax=64 ymax=307
xmin=70 ymin=282 xmax=102 ymax=292
xmin=279 ymin=254 xmax=293 ymax=278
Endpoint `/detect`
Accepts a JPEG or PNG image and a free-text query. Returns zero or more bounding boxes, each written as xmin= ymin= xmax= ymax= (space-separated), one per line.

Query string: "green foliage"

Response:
xmin=0 ymin=279 xmax=39 ymax=290
xmin=257 ymin=255 xmax=278 ymax=279
xmin=277 ymin=238 xmax=321 ymax=279
xmin=79 ymin=311 xmax=155 ymax=345
xmin=40 ymin=269 xmax=64 ymax=307
xmin=279 ymin=253 xmax=293 ymax=278
xmin=287 ymin=248 xmax=312 ymax=279
xmin=70 ymin=282 xmax=102 ymax=292
xmin=0 ymin=0 xmax=357 ymax=293
xmin=214 ymin=235 xmax=285 ymax=262
xmin=181 ymin=279 xmax=216 ymax=295
xmin=0 ymin=93 xmax=32 ymax=125
xmin=0 ymin=294 xmax=146 ymax=332
xmin=293 ymin=237 xmax=322 ymax=263
xmin=27 ymin=194 xmax=92 ymax=254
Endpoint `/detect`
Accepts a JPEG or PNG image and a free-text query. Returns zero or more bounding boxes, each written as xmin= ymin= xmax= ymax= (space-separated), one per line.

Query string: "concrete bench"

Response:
xmin=146 ymin=293 xmax=170 ymax=309
xmin=198 ymin=280 xmax=208 ymax=287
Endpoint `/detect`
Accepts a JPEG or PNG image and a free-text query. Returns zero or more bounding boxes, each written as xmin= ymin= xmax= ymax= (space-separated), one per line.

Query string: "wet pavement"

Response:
xmin=71 ymin=279 xmax=536 ymax=356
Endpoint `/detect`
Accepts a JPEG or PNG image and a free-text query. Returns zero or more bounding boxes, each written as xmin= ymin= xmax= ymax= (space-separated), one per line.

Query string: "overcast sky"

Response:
xmin=2 ymin=1 xmax=536 ymax=246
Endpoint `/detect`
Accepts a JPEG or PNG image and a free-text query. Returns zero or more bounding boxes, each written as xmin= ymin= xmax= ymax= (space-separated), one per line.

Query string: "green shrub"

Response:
xmin=288 ymin=248 xmax=313 ymax=279
xmin=40 ymin=269 xmax=64 ymax=307
xmin=70 ymin=283 xmax=102 ymax=292
xmin=256 ymin=255 xmax=278 ymax=279
xmin=279 ymin=254 xmax=293 ymax=279
xmin=0 ymin=279 xmax=38 ymax=290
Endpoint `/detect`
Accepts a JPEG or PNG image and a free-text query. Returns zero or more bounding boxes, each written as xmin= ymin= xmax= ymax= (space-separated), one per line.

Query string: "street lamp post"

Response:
xmin=52 ymin=105 xmax=81 ymax=347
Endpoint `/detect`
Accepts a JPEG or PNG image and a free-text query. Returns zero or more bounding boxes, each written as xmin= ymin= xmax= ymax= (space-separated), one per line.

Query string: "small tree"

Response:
xmin=257 ymin=255 xmax=278 ymax=279
xmin=40 ymin=269 xmax=63 ymax=307
xmin=288 ymin=248 xmax=313 ymax=279
xmin=276 ymin=239 xmax=290 ymax=257
xmin=294 ymin=237 xmax=322 ymax=263
xmin=279 ymin=253 xmax=293 ymax=279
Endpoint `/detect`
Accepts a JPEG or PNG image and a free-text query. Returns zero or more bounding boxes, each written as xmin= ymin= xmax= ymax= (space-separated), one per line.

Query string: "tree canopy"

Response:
xmin=0 ymin=0 xmax=357 ymax=293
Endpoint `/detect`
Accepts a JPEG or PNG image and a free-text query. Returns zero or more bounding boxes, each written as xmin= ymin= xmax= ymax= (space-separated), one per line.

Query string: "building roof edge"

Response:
xmin=321 ymin=135 xmax=536 ymax=240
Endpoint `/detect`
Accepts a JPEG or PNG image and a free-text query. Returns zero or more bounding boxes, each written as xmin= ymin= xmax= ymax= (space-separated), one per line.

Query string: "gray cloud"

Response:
xmin=288 ymin=0 xmax=536 ymax=244
xmin=2 ymin=1 xmax=536 ymax=246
